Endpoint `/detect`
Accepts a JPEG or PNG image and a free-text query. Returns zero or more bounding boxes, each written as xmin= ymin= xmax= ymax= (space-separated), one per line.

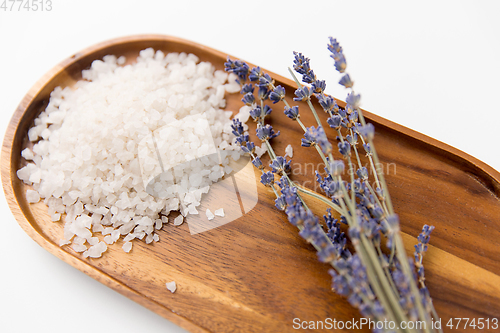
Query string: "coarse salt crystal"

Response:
xmin=214 ymin=208 xmax=225 ymax=217
xmin=166 ymin=281 xmax=177 ymax=293
xmin=206 ymin=209 xmax=215 ymax=221
xmin=26 ymin=189 xmax=40 ymax=203
xmin=122 ymin=241 xmax=132 ymax=253
xmin=173 ymin=215 xmax=184 ymax=226
xmin=285 ymin=144 xmax=293 ymax=158
xmin=72 ymin=243 xmax=87 ymax=252
xmin=255 ymin=144 xmax=267 ymax=158
xmin=83 ymin=241 xmax=107 ymax=258
xmin=59 ymin=239 xmax=71 ymax=246
xmin=21 ymin=148 xmax=34 ymax=160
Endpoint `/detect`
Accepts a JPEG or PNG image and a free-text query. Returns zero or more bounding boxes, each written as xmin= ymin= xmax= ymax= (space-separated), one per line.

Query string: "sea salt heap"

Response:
xmin=17 ymin=49 xmax=244 ymax=257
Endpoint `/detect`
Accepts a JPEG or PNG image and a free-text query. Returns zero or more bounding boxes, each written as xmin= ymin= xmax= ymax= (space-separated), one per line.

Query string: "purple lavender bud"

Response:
xmin=339 ymin=73 xmax=354 ymax=88
xmin=241 ymin=92 xmax=255 ymax=106
xmin=275 ymin=196 xmax=286 ymax=211
xmin=348 ymin=110 xmax=359 ymax=124
xmin=312 ymin=80 xmax=326 ymax=94
xmin=327 ymin=37 xmax=342 ymax=54
xmin=333 ymin=53 xmax=347 ymax=73
xmin=386 ymin=214 xmax=400 ymax=228
xmin=338 ymin=141 xmax=351 ymax=156
xmin=358 ymin=123 xmax=375 ymax=141
xmin=235 ymin=134 xmax=249 ymax=146
xmin=269 ymin=85 xmax=286 ymax=104
xmin=316 ymin=126 xmax=332 ymax=154
xmin=284 ymin=106 xmax=299 ymax=120
xmin=317 ymin=244 xmax=338 ymax=263
xmin=302 ymin=71 xmax=316 ymax=84
xmin=363 ymin=143 xmax=371 ymax=154
xmin=346 ymin=133 xmax=358 ymax=145
xmin=293 ymin=52 xmax=311 ymax=75
xmin=260 ymin=171 xmax=274 ymax=187
xmin=301 ymin=127 xmax=316 ymax=147
xmin=231 ymin=118 xmax=244 ymax=136
xmin=240 ymin=83 xmax=254 ymax=94
xmin=241 ymin=141 xmax=255 ymax=154
xmin=258 ymin=84 xmax=270 ymax=100
xmin=293 ymin=86 xmax=312 ymax=102
xmin=338 ymin=107 xmax=347 ymax=118
xmin=371 ymin=207 xmax=383 ymax=220
xmin=419 ymin=225 xmax=435 ymax=242
xmin=249 ymin=106 xmax=261 ymax=121
xmin=319 ymin=95 xmax=338 ymax=113
xmin=282 ymin=187 xmax=299 ymax=206
xmin=259 ymin=73 xmax=273 ymax=87
xmin=248 ymin=67 xmax=262 ymax=82
xmin=348 ymin=227 xmax=361 ymax=241
xmin=256 ymin=124 xmax=279 ymax=141
xmin=356 ymin=167 xmax=368 ymax=180
xmin=332 ymin=273 xmax=350 ymax=296
xmin=277 ymin=175 xmax=290 ymax=189
xmin=224 ymin=57 xmax=250 ymax=84
xmin=346 ymin=92 xmax=361 ymax=109
xmin=263 ymin=105 xmax=272 ymax=116
xmin=270 ymin=156 xmax=292 ymax=175
xmin=299 ymin=224 xmax=323 ymax=244
xmin=252 ymin=156 xmax=263 ymax=169
xmin=327 ymin=115 xmax=342 ymax=129
xmin=286 ymin=203 xmax=308 ymax=226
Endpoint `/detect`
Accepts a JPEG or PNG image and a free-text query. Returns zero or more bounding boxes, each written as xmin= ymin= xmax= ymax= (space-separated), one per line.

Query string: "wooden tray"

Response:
xmin=2 ymin=35 xmax=500 ymax=333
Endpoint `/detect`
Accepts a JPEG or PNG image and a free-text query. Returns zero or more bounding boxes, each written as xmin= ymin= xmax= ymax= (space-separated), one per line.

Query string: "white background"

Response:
xmin=1 ymin=1 xmax=499 ymax=332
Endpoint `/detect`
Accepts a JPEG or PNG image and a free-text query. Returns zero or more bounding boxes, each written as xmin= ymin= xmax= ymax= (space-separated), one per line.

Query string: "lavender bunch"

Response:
xmin=225 ymin=38 xmax=441 ymax=333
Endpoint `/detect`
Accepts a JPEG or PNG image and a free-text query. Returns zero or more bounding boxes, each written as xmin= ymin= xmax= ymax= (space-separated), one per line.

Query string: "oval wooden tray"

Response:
xmin=2 ymin=35 xmax=500 ymax=333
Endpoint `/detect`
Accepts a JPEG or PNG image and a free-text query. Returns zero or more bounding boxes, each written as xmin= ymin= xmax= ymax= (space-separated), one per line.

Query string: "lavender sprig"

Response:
xmin=228 ymin=59 xmax=391 ymax=325
xmin=225 ymin=39 xmax=440 ymax=332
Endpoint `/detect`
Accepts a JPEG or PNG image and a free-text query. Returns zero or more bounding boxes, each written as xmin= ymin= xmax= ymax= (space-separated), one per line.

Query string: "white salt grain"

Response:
xmin=123 ymin=234 xmax=135 ymax=242
xmin=21 ymin=148 xmax=34 ymax=160
xmin=285 ymin=144 xmax=293 ymax=158
xmin=59 ymin=239 xmax=71 ymax=246
xmin=214 ymin=208 xmax=225 ymax=217
xmin=83 ymin=241 xmax=107 ymax=258
xmin=206 ymin=209 xmax=215 ymax=221
xmin=26 ymin=190 xmax=40 ymax=203
xmin=122 ymin=242 xmax=132 ymax=253
xmin=187 ymin=204 xmax=199 ymax=215
xmin=166 ymin=281 xmax=177 ymax=293
xmin=103 ymin=235 xmax=115 ymax=245
xmin=72 ymin=243 xmax=87 ymax=253
xmin=88 ymin=237 xmax=99 ymax=246
xmin=173 ymin=215 xmax=184 ymax=226
xmin=255 ymin=144 xmax=267 ymax=158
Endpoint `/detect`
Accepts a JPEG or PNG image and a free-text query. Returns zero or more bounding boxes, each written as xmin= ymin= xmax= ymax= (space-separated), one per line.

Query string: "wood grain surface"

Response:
xmin=2 ymin=35 xmax=500 ymax=333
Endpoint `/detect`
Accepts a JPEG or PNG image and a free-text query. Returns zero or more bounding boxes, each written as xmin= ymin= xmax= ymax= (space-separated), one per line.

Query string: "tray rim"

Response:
xmin=2 ymin=34 xmax=500 ymax=332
